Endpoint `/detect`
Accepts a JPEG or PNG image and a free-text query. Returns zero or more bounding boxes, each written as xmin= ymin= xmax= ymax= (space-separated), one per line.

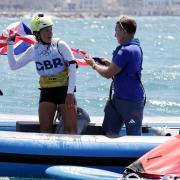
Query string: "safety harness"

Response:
xmin=56 ymin=39 xmax=78 ymax=69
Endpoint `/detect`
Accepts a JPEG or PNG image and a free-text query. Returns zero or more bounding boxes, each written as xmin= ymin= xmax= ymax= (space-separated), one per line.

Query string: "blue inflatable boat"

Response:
xmin=0 ymin=114 xmax=179 ymax=178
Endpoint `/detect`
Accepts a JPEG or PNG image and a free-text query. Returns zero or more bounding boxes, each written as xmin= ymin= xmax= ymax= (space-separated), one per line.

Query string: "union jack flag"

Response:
xmin=0 ymin=21 xmax=88 ymax=65
xmin=0 ymin=21 xmax=35 ymax=55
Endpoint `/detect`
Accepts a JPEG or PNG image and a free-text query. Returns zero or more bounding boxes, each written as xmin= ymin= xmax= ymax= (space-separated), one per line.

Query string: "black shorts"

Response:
xmin=39 ymin=86 xmax=68 ymax=105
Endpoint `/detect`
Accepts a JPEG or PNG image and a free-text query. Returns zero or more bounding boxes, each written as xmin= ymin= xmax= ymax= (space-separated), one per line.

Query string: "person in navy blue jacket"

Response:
xmin=85 ymin=15 xmax=145 ymax=137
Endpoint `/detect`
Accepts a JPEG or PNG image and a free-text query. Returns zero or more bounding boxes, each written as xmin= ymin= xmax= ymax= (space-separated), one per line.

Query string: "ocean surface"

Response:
xmin=0 ymin=16 xmax=180 ymax=119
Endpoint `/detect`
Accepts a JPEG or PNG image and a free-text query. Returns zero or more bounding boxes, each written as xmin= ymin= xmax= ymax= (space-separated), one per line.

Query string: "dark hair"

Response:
xmin=117 ymin=16 xmax=137 ymax=34
xmin=33 ymin=31 xmax=41 ymax=42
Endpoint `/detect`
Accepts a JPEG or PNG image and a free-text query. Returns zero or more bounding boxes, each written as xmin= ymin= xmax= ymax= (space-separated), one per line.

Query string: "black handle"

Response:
xmin=0 ymin=89 xmax=3 ymax=96
xmin=93 ymin=57 xmax=106 ymax=65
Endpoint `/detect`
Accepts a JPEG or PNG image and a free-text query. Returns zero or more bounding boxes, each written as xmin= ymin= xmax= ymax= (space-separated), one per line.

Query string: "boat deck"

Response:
xmin=0 ymin=113 xmax=179 ymax=136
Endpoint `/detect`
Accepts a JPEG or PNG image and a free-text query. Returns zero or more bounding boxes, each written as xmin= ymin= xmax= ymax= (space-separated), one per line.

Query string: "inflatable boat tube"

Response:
xmin=0 ymin=131 xmax=171 ymax=178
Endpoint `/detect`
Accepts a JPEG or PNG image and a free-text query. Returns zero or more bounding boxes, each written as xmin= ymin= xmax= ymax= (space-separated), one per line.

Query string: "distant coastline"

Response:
xmin=1 ymin=11 xmax=179 ymax=19
xmin=0 ymin=11 xmax=118 ymax=19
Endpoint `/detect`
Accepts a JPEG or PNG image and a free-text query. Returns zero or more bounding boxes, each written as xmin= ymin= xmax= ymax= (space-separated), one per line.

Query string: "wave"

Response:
xmin=149 ymin=100 xmax=180 ymax=107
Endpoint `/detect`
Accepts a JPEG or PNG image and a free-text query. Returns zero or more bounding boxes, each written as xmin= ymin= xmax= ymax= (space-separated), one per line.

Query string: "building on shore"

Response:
xmin=117 ymin=0 xmax=180 ymax=16
xmin=0 ymin=0 xmax=180 ymax=17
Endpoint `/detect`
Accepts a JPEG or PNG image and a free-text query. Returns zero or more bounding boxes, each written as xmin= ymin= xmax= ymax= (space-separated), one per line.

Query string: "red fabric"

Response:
xmin=139 ymin=135 xmax=180 ymax=178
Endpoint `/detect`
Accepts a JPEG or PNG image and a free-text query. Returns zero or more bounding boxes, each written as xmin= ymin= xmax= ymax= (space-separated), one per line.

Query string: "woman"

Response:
xmin=7 ymin=14 xmax=77 ymax=134
xmin=85 ymin=15 xmax=145 ymax=136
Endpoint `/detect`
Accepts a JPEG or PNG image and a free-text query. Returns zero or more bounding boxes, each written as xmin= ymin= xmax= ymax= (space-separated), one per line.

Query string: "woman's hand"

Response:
xmin=7 ymin=33 xmax=17 ymax=45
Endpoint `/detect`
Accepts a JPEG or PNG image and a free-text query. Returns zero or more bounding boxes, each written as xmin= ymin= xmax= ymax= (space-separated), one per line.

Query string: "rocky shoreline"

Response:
xmin=0 ymin=11 xmax=118 ymax=18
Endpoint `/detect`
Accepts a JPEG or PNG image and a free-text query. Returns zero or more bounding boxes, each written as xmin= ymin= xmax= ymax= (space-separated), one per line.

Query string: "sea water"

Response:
xmin=0 ymin=15 xmax=179 ymax=180
xmin=0 ymin=16 xmax=180 ymax=118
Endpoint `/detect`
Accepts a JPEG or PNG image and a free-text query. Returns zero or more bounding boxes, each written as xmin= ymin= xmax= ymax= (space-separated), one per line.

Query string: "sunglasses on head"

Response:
xmin=116 ymin=21 xmax=126 ymax=32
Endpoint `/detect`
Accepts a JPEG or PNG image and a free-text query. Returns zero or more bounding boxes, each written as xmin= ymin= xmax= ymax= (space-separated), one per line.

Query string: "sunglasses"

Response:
xmin=116 ymin=21 xmax=126 ymax=32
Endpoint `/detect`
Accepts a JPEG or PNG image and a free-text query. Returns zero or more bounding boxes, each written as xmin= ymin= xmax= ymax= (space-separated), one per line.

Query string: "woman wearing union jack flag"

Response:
xmin=7 ymin=14 xmax=77 ymax=134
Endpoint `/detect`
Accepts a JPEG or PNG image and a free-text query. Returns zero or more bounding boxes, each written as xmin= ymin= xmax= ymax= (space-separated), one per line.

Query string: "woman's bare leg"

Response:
xmin=59 ymin=104 xmax=77 ymax=134
xmin=39 ymin=102 xmax=57 ymax=133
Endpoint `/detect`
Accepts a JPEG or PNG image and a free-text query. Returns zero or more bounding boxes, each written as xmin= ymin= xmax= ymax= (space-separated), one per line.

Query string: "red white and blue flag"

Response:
xmin=0 ymin=21 xmax=88 ymax=65
xmin=0 ymin=22 xmax=35 ymax=55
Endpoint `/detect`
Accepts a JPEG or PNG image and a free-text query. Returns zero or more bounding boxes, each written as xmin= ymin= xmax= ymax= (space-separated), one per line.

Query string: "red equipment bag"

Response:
xmin=124 ymin=135 xmax=180 ymax=179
